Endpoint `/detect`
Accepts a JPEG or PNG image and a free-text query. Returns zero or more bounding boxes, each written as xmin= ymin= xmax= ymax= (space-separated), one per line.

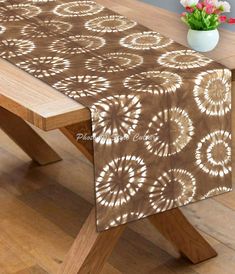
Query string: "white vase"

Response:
xmin=187 ymin=29 xmax=220 ymax=52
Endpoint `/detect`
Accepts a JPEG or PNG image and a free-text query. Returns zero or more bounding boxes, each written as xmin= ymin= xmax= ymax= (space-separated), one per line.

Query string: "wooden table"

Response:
xmin=0 ymin=0 xmax=234 ymax=273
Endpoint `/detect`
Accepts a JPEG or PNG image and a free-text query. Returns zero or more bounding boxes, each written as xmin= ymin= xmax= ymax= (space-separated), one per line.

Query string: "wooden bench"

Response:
xmin=0 ymin=0 xmax=234 ymax=273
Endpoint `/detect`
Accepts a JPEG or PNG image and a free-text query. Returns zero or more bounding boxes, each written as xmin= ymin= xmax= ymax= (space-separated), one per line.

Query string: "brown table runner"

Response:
xmin=0 ymin=0 xmax=232 ymax=231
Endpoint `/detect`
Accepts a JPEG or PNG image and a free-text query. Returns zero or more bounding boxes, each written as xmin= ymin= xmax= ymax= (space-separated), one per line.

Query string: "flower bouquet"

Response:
xmin=180 ymin=0 xmax=235 ymax=52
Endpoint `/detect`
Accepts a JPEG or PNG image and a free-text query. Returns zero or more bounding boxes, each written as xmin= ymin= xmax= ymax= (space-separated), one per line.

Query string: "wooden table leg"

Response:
xmin=60 ymin=121 xmax=93 ymax=163
xmin=0 ymin=107 xmax=61 ymax=165
xmin=148 ymin=208 xmax=217 ymax=264
xmin=58 ymin=208 xmax=126 ymax=274
xmin=61 ymin=122 xmax=217 ymax=269
xmin=232 ymin=69 xmax=235 ymax=82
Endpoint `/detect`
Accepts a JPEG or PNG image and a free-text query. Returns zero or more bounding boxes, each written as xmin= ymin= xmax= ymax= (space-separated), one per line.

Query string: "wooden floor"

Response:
xmin=0 ymin=124 xmax=235 ymax=274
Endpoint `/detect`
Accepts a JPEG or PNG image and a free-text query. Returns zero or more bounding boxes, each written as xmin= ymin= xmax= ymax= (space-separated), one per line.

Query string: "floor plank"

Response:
xmin=14 ymin=265 xmax=48 ymax=274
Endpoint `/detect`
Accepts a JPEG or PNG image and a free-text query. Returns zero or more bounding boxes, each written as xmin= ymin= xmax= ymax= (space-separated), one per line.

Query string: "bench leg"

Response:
xmin=0 ymin=107 xmax=61 ymax=165
xmin=60 ymin=121 xmax=94 ymax=163
xmin=58 ymin=208 xmax=126 ymax=274
xmin=148 ymin=208 xmax=217 ymax=264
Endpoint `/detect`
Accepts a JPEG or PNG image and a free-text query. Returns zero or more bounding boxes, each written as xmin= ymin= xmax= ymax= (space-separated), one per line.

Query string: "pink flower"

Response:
xmin=196 ymin=2 xmax=203 ymax=9
xmin=219 ymin=15 xmax=227 ymax=22
xmin=181 ymin=12 xmax=187 ymax=17
xmin=228 ymin=18 xmax=235 ymax=24
xmin=204 ymin=0 xmax=218 ymax=5
xmin=186 ymin=6 xmax=195 ymax=12
xmin=204 ymin=0 xmax=214 ymax=5
xmin=205 ymin=5 xmax=214 ymax=14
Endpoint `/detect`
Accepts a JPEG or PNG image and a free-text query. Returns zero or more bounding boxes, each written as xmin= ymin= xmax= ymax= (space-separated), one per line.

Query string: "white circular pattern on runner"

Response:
xmin=85 ymin=15 xmax=137 ymax=32
xmin=50 ymin=35 xmax=105 ymax=55
xmin=53 ymin=1 xmax=104 ymax=17
xmin=0 ymin=4 xmax=41 ymax=22
xmin=145 ymin=107 xmax=194 ymax=157
xmin=120 ymin=31 xmax=173 ymax=50
xmin=91 ymin=95 xmax=141 ymax=145
xmin=0 ymin=25 xmax=6 ymax=34
xmin=124 ymin=71 xmax=182 ymax=95
xmin=53 ymin=75 xmax=110 ymax=98
xmin=201 ymin=186 xmax=232 ymax=199
xmin=21 ymin=20 xmax=72 ymax=38
xmin=96 ymin=155 xmax=147 ymax=207
xmin=195 ymin=130 xmax=231 ymax=177
xmin=103 ymin=210 xmax=148 ymax=230
xmin=17 ymin=56 xmax=70 ymax=78
xmin=149 ymin=169 xmax=196 ymax=212
xmin=85 ymin=52 xmax=143 ymax=73
xmin=0 ymin=39 xmax=35 ymax=59
xmin=158 ymin=50 xmax=212 ymax=69
xmin=193 ymin=69 xmax=231 ymax=116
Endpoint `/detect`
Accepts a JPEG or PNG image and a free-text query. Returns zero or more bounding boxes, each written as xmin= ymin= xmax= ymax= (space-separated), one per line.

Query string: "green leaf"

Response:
xmin=183 ymin=9 xmax=220 ymax=30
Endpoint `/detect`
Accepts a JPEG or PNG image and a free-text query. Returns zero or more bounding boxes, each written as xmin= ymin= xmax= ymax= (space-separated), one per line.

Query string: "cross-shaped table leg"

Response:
xmin=58 ymin=122 xmax=217 ymax=274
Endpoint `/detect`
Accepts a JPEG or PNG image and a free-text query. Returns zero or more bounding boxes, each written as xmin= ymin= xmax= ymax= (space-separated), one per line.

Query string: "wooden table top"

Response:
xmin=0 ymin=0 xmax=234 ymax=131
xmin=0 ymin=59 xmax=90 ymax=131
